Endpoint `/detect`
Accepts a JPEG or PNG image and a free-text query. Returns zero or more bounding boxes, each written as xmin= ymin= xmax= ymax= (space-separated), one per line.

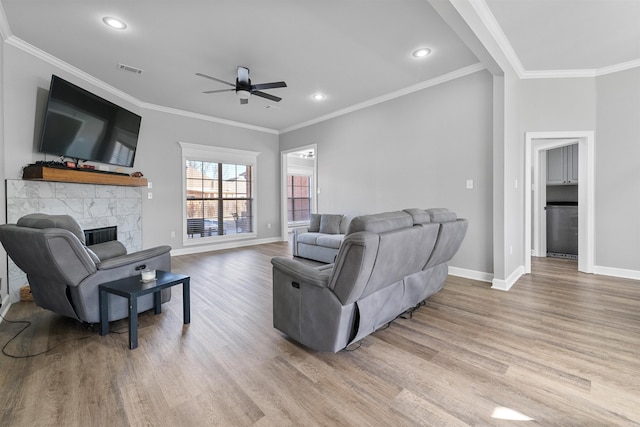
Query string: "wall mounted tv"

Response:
xmin=39 ymin=75 xmax=142 ymax=167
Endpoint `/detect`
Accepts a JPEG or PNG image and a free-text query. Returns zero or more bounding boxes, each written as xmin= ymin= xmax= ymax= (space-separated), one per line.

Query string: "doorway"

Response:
xmin=280 ymin=144 xmax=318 ymax=242
xmin=524 ymin=131 xmax=594 ymax=274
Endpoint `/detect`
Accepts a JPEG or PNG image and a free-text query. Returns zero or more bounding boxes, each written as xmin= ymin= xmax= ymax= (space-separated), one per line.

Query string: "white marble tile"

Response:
xmin=96 ymin=186 xmax=127 ymax=199
xmin=7 ymin=198 xmax=40 ymax=223
xmin=6 ymin=180 xmax=56 ymax=199
xmin=117 ymin=199 xmax=142 ymax=217
xmin=39 ymin=198 xmax=85 ymax=217
xmin=84 ymin=198 xmax=117 ymax=218
xmin=77 ymin=217 xmax=117 ymax=231
xmin=55 ymin=182 xmax=96 ymax=199
xmin=117 ymin=214 xmax=141 ymax=233
xmin=125 ymin=187 xmax=142 ymax=198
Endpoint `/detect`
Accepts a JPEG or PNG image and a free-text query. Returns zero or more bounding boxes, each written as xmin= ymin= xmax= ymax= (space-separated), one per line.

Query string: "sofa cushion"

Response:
xmin=316 ymin=234 xmax=345 ymax=249
xmin=297 ymin=232 xmax=322 ymax=245
xmin=320 ymin=214 xmax=343 ymax=234
xmin=308 ymin=214 xmax=321 ymax=232
xmin=347 ymin=211 xmax=413 ymax=234
xmin=427 ymin=208 xmax=457 ymax=223
xmin=403 ymin=208 xmax=431 ymax=225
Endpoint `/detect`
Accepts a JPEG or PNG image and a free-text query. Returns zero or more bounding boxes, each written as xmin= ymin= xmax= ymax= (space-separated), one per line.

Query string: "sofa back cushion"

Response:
xmin=308 ymin=214 xmax=321 ymax=232
xmin=330 ymin=211 xmax=438 ymax=305
xmin=319 ymin=214 xmax=343 ymax=234
xmin=347 ymin=210 xmax=413 ymax=234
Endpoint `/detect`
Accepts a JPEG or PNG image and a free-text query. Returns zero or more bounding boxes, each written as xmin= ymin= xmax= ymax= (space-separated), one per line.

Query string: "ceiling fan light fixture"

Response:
xmin=237 ymin=89 xmax=250 ymax=100
xmin=102 ymin=17 xmax=127 ymax=30
xmin=412 ymin=47 xmax=431 ymax=58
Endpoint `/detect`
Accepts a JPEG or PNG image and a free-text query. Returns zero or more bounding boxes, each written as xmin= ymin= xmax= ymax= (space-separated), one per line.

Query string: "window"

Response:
xmin=179 ymin=142 xmax=259 ymax=241
xmin=287 ymin=175 xmax=311 ymax=222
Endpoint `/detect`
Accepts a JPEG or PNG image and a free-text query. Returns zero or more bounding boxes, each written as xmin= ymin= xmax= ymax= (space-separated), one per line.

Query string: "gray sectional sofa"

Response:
xmin=292 ymin=213 xmax=350 ymax=263
xmin=272 ymin=208 xmax=468 ymax=352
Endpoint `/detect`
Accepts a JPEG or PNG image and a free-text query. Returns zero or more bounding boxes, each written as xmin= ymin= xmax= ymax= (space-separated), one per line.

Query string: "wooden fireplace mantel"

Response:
xmin=22 ymin=165 xmax=148 ymax=187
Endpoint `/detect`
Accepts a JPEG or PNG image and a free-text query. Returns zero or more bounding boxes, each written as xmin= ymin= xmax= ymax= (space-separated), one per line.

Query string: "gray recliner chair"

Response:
xmin=0 ymin=213 xmax=172 ymax=323
xmin=271 ymin=208 xmax=468 ymax=352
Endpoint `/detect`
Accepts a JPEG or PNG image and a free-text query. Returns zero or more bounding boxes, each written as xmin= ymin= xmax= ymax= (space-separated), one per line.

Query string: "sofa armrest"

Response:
xmin=97 ymin=245 xmax=172 ymax=271
xmin=292 ymin=228 xmax=309 ymax=257
xmin=271 ymin=256 xmax=331 ymax=288
xmin=88 ymin=240 xmax=127 ymax=261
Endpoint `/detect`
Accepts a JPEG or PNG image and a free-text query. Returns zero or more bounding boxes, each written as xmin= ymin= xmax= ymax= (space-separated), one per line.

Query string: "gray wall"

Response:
xmin=281 ymin=70 xmax=494 ymax=274
xmin=1 ymin=44 xmax=281 ymax=257
xmin=136 ymin=109 xmax=280 ymax=250
xmin=595 ymin=68 xmax=640 ymax=271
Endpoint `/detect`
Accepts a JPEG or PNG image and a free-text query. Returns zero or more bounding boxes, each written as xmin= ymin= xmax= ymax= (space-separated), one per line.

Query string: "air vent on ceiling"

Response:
xmin=117 ymin=63 xmax=143 ymax=74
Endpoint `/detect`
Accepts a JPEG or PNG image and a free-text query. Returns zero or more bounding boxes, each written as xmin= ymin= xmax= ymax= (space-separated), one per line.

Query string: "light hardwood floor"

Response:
xmin=1 ymin=243 xmax=639 ymax=426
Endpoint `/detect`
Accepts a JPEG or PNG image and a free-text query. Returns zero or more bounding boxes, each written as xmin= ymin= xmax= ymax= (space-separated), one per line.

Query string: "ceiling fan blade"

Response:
xmin=240 ymin=98 xmax=249 ymax=105
xmin=251 ymin=81 xmax=287 ymax=91
xmin=252 ymin=91 xmax=282 ymax=102
xmin=195 ymin=72 xmax=235 ymax=87
xmin=237 ymin=66 xmax=250 ymax=85
xmin=203 ymin=88 xmax=235 ymax=94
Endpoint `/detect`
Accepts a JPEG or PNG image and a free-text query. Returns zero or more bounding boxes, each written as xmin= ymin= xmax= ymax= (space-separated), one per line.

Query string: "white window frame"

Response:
xmin=178 ymin=141 xmax=260 ymax=245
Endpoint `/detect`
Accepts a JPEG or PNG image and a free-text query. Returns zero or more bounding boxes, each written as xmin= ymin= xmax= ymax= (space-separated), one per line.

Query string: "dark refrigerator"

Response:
xmin=546 ymin=202 xmax=578 ymax=259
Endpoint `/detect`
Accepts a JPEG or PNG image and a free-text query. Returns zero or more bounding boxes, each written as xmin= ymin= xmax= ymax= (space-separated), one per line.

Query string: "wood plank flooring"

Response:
xmin=1 ymin=244 xmax=639 ymax=426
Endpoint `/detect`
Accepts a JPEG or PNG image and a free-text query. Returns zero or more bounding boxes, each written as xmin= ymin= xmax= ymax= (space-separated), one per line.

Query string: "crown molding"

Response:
xmin=7 ymin=36 xmax=142 ymax=105
xmin=463 ymin=0 xmax=640 ymax=80
xmin=281 ymin=62 xmax=486 ymax=134
xmin=143 ymin=102 xmax=278 ymax=134
xmin=465 ymin=0 xmax=525 ymax=77
xmin=596 ymin=58 xmax=640 ymax=77
xmin=520 ymin=69 xmax=597 ymax=79
xmin=5 ymin=36 xmax=279 ymax=135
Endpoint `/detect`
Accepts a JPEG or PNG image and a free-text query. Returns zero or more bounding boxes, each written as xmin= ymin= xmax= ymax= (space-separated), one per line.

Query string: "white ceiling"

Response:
xmin=2 ymin=1 xmax=639 ymax=132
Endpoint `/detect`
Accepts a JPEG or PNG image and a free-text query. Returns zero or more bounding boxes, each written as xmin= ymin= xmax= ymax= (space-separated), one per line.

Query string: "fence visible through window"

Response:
xmin=186 ymin=160 xmax=253 ymax=238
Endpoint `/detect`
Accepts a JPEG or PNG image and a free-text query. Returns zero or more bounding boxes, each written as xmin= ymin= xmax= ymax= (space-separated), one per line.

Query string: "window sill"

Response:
xmin=182 ymin=232 xmax=258 ymax=246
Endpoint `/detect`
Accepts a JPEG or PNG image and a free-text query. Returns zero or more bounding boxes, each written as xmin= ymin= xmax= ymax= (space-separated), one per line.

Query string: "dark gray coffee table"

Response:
xmin=99 ymin=270 xmax=190 ymax=349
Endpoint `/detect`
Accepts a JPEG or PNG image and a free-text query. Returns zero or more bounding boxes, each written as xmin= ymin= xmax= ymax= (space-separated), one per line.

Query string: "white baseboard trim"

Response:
xmin=593 ymin=265 xmax=640 ymax=281
xmin=448 ymin=266 xmax=493 ymax=283
xmin=170 ymin=237 xmax=283 ymax=257
xmin=491 ymin=265 xmax=525 ymax=291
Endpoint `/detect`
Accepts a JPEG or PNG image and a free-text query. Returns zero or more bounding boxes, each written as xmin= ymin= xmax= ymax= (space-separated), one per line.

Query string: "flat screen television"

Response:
xmin=39 ymin=75 xmax=142 ymax=167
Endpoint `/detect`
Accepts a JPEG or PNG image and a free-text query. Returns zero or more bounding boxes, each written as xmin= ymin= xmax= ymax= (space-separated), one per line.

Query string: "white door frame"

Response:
xmin=525 ymin=131 xmax=595 ymax=274
xmin=280 ymin=144 xmax=318 ymax=241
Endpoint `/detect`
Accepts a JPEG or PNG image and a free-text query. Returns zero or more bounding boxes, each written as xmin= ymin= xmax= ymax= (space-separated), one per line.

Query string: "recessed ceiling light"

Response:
xmin=103 ymin=17 xmax=127 ymax=30
xmin=412 ymin=48 xmax=431 ymax=58
xmin=312 ymin=93 xmax=326 ymax=101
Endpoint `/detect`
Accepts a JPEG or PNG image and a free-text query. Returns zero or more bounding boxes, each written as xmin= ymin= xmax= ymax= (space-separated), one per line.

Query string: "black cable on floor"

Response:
xmin=0 ymin=313 xmax=124 ymax=358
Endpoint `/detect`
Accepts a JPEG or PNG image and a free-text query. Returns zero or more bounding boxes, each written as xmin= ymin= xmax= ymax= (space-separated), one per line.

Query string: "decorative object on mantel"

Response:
xmin=131 ymin=171 xmax=144 ymax=177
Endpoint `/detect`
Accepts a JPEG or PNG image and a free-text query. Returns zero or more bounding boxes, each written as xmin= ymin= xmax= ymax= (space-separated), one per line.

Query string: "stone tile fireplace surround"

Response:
xmin=5 ymin=180 xmax=143 ymax=302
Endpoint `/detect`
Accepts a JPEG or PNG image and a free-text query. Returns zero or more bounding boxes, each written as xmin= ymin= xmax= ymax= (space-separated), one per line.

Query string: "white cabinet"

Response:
xmin=547 ymin=144 xmax=579 ymax=185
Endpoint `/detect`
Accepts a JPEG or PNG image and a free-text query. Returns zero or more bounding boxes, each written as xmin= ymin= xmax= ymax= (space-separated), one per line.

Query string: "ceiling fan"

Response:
xmin=196 ymin=66 xmax=287 ymax=104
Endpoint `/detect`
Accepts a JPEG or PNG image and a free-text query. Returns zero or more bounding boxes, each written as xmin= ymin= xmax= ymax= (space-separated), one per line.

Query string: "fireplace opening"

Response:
xmin=84 ymin=226 xmax=117 ymax=245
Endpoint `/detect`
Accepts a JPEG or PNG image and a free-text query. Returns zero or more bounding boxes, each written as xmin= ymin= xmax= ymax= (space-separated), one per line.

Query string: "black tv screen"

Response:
xmin=39 ymin=75 xmax=142 ymax=167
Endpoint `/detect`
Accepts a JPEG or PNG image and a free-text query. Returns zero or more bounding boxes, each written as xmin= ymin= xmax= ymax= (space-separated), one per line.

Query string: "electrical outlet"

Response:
xmin=147 ymin=192 xmax=153 ymax=199
xmin=466 ymin=179 xmax=474 ymax=189
xmin=147 ymin=182 xmax=153 ymax=189
xmin=170 ymin=231 xmax=175 ymax=238
xmin=267 ymin=223 xmax=271 ymax=229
